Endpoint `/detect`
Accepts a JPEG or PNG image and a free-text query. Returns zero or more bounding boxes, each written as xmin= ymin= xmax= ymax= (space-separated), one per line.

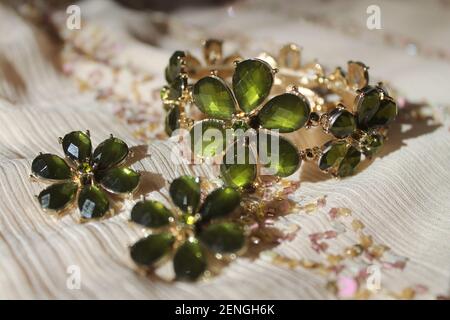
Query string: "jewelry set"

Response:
xmin=30 ymin=40 xmax=397 ymax=281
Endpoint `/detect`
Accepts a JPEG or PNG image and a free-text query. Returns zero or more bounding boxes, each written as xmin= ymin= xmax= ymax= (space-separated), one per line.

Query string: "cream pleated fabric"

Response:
xmin=0 ymin=0 xmax=449 ymax=299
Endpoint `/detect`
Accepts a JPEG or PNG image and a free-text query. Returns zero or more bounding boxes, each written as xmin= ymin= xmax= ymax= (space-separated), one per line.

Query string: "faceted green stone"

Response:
xmin=62 ymin=131 xmax=92 ymax=162
xmin=357 ymin=86 xmax=380 ymax=128
xmin=367 ymin=99 xmax=397 ymax=128
xmin=167 ymin=75 xmax=185 ymax=100
xmin=130 ymin=233 xmax=174 ymax=267
xmin=169 ymin=175 xmax=201 ymax=214
xmin=220 ymin=143 xmax=257 ymax=189
xmin=165 ymin=51 xmax=186 ymax=84
xmin=258 ymin=133 xmax=300 ymax=177
xmin=190 ymin=119 xmax=227 ymax=157
xmin=78 ymin=185 xmax=109 ymax=219
xmin=131 ymin=200 xmax=173 ymax=228
xmin=99 ymin=167 xmax=140 ymax=194
xmin=364 ymin=133 xmax=384 ymax=157
xmin=232 ymin=59 xmax=273 ymax=113
xmin=328 ymin=108 xmax=356 ymax=138
xmin=92 ymin=137 xmax=128 ymax=170
xmin=32 ymin=153 xmax=72 ymax=180
xmin=199 ymin=222 xmax=245 ymax=253
xmin=173 ymin=239 xmax=206 ymax=281
xmin=337 ymin=146 xmax=361 ymax=177
xmin=38 ymin=182 xmax=78 ymax=211
xmin=318 ymin=141 xmax=361 ymax=177
xmin=193 ymin=76 xmax=236 ymax=120
xmin=165 ymin=106 xmax=180 ymax=136
xmin=199 ymin=187 xmax=241 ymax=222
xmin=258 ymin=93 xmax=311 ymax=133
xmin=318 ymin=141 xmax=347 ymax=171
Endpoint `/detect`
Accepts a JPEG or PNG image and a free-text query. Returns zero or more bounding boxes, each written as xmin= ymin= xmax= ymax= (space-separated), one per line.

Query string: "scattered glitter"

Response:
xmin=351 ymin=219 xmax=365 ymax=231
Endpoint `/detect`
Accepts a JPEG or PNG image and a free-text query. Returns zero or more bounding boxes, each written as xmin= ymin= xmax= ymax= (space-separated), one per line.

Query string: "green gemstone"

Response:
xmin=131 ymin=200 xmax=173 ymax=228
xmin=367 ymin=99 xmax=397 ymax=128
xmin=328 ymin=108 xmax=356 ymax=138
xmin=78 ymin=185 xmax=109 ymax=219
xmin=258 ymin=133 xmax=300 ymax=177
xmin=357 ymin=86 xmax=380 ymax=128
xmin=130 ymin=233 xmax=174 ymax=267
xmin=190 ymin=119 xmax=227 ymax=157
xmin=92 ymin=137 xmax=128 ymax=170
xmin=62 ymin=131 xmax=92 ymax=162
xmin=38 ymin=182 xmax=78 ymax=211
xmin=193 ymin=76 xmax=236 ymax=120
xmin=173 ymin=239 xmax=206 ymax=281
xmin=199 ymin=222 xmax=245 ymax=253
xmin=258 ymin=93 xmax=310 ymax=133
xmin=318 ymin=141 xmax=361 ymax=177
xmin=165 ymin=106 xmax=181 ymax=136
xmin=199 ymin=187 xmax=241 ymax=222
xmin=167 ymin=75 xmax=185 ymax=100
xmin=165 ymin=51 xmax=186 ymax=84
xmin=318 ymin=141 xmax=347 ymax=171
xmin=232 ymin=59 xmax=273 ymax=113
xmin=99 ymin=167 xmax=140 ymax=194
xmin=32 ymin=153 xmax=72 ymax=180
xmin=364 ymin=133 xmax=384 ymax=157
xmin=337 ymin=146 xmax=361 ymax=177
xmin=220 ymin=143 xmax=257 ymax=188
xmin=169 ymin=175 xmax=201 ymax=214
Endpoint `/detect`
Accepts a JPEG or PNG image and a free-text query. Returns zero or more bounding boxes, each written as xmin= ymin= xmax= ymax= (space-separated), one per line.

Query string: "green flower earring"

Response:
xmin=129 ymin=175 xmax=245 ymax=281
xmin=31 ymin=130 xmax=140 ymax=220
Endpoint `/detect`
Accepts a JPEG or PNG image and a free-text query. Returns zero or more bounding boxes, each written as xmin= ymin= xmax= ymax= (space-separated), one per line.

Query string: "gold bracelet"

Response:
xmin=160 ymin=39 xmax=398 ymax=185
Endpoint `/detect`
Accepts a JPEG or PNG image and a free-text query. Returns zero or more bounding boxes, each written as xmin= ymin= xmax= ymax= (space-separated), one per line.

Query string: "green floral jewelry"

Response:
xmin=129 ymin=175 xmax=245 ymax=281
xmin=31 ymin=130 xmax=140 ymax=220
xmin=161 ymin=40 xmax=398 ymax=179
xmin=316 ymin=63 xmax=398 ymax=177
xmin=162 ymin=45 xmax=312 ymax=190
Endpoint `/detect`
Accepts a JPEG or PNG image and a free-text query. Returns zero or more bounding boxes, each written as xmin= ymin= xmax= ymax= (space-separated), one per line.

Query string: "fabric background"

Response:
xmin=0 ymin=0 xmax=449 ymax=299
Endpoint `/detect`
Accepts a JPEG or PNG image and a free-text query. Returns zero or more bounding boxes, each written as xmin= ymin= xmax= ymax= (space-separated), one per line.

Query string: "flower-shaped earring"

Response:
xmin=31 ymin=130 xmax=140 ymax=220
xmin=129 ymin=175 xmax=244 ymax=281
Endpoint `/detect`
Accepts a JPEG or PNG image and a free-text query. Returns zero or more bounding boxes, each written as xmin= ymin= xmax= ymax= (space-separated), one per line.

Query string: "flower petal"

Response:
xmin=130 ymin=233 xmax=174 ymax=267
xmin=199 ymin=187 xmax=241 ymax=221
xmin=62 ymin=131 xmax=92 ymax=162
xmin=189 ymin=119 xmax=227 ymax=158
xmin=193 ymin=76 xmax=236 ymax=120
xmin=232 ymin=59 xmax=273 ymax=113
xmin=199 ymin=222 xmax=245 ymax=253
xmin=220 ymin=142 xmax=257 ymax=188
xmin=99 ymin=167 xmax=140 ymax=194
xmin=92 ymin=136 xmax=129 ymax=170
xmin=78 ymin=185 xmax=109 ymax=219
xmin=38 ymin=182 xmax=78 ymax=212
xmin=258 ymin=93 xmax=310 ymax=133
xmin=130 ymin=200 xmax=173 ymax=228
xmin=173 ymin=239 xmax=206 ymax=281
xmin=169 ymin=175 xmax=201 ymax=214
xmin=32 ymin=153 xmax=72 ymax=180
xmin=258 ymin=133 xmax=300 ymax=177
